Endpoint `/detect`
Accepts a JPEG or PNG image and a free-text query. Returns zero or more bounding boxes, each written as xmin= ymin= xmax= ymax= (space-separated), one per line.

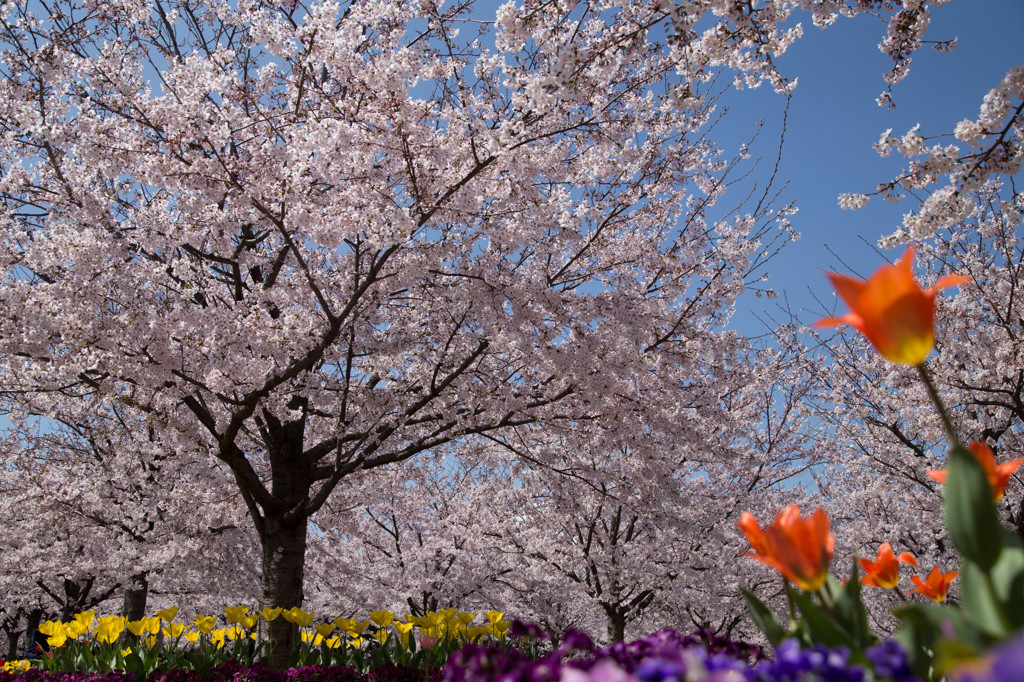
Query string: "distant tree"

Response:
xmin=0 ymin=398 xmax=258 ymax=623
xmin=304 ymin=453 xmax=511 ymax=619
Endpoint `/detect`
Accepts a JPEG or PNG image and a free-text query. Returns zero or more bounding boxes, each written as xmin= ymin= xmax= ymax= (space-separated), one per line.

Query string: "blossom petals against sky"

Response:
xmin=723 ymin=0 xmax=1024 ymax=331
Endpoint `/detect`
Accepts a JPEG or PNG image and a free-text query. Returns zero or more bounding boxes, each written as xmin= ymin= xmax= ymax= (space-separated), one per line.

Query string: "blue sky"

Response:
xmin=722 ymin=0 xmax=1024 ymax=333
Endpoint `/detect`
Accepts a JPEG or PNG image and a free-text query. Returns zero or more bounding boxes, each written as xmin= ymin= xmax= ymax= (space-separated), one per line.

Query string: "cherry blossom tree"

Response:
xmin=0 ymin=0 xmax=812 ymax=660
xmin=0 ymin=0 xmax=992 ymax=662
xmin=301 ymin=341 xmax=822 ymax=644
xmin=303 ymin=452 xmax=513 ymax=619
xmin=476 ymin=341 xmax=824 ymax=644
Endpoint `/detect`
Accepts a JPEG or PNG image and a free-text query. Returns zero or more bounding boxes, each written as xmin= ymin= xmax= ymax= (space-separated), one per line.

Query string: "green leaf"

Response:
xmin=944 ymin=443 xmax=1003 ymax=570
xmin=791 ymin=590 xmax=855 ymax=649
xmin=989 ymin=528 xmax=1024 ymax=628
xmin=81 ymin=645 xmax=95 ymax=671
xmin=894 ymin=600 xmax=1006 ymax=680
xmin=894 ymin=601 xmax=995 ymax=648
xmin=959 ymin=559 xmax=1011 ymax=637
xmin=123 ymin=651 xmax=145 ymax=682
xmin=831 ymin=561 xmax=876 ymax=650
xmin=741 ymin=587 xmax=787 ymax=647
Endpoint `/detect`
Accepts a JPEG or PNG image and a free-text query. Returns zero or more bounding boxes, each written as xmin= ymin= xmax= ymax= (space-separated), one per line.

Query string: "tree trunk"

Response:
xmin=121 ymin=572 xmax=149 ymax=621
xmin=602 ymin=603 xmax=627 ymax=643
xmin=260 ymin=513 xmax=309 ymax=669
xmin=24 ymin=608 xmax=42 ymax=658
xmin=4 ymin=619 xmax=22 ymax=659
xmin=60 ymin=577 xmax=92 ymax=621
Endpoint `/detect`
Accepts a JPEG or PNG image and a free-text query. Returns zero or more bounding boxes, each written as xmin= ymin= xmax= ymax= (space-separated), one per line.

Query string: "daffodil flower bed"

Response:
xmin=6 ymin=606 xmax=510 ymax=678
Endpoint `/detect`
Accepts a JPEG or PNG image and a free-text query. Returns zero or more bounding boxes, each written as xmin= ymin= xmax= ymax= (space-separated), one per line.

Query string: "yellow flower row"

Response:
xmin=36 ymin=606 xmax=508 ymax=650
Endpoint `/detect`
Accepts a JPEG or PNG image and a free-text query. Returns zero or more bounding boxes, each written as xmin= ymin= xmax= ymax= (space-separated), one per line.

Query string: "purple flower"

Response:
xmin=754 ymin=639 xmax=867 ymax=682
xmin=509 ymin=621 xmax=550 ymax=642
xmin=864 ymin=640 xmax=919 ymax=682
xmin=951 ymin=637 xmax=1024 ymax=682
xmin=561 ymin=660 xmax=635 ymax=682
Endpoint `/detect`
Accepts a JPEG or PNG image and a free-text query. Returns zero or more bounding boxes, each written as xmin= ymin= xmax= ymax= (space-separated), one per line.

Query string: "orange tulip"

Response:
xmin=909 ymin=566 xmax=959 ymax=602
xmin=737 ymin=505 xmax=834 ymax=591
xmin=816 ymin=244 xmax=970 ymax=365
xmin=927 ymin=440 xmax=1023 ymax=502
xmin=858 ymin=542 xmax=918 ymax=588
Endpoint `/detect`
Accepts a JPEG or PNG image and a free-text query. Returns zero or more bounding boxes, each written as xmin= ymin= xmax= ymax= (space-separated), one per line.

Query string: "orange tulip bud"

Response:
xmin=858 ymin=542 xmax=918 ymax=588
xmin=737 ymin=505 xmax=834 ymax=591
xmin=909 ymin=566 xmax=959 ymax=602
xmin=816 ymin=244 xmax=969 ymax=365
xmin=927 ymin=440 xmax=1022 ymax=502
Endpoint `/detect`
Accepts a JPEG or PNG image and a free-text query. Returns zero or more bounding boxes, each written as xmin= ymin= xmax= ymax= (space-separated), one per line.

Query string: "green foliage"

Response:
xmin=944 ymin=443 xmax=1003 ymax=570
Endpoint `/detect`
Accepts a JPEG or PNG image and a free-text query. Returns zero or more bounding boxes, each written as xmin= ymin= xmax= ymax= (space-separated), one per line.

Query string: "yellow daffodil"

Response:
xmin=346 ymin=620 xmax=370 ymax=637
xmin=393 ymin=621 xmax=414 ymax=648
xmin=46 ymin=632 xmax=68 ymax=648
xmin=65 ymin=621 xmax=89 ymax=639
xmin=162 ymin=622 xmax=185 ymax=639
xmin=367 ymin=610 xmax=395 ymax=628
xmin=193 ymin=616 xmax=217 ymax=635
xmin=260 ymin=607 xmax=282 ymax=622
xmin=224 ymin=606 xmax=249 ymax=625
xmin=157 ymin=607 xmax=178 ymax=623
xmin=281 ymin=607 xmax=314 ymax=628
xmin=38 ymin=621 xmax=63 ymax=637
xmin=74 ymin=610 xmax=96 ymax=631
xmin=94 ymin=616 xmax=127 ymax=644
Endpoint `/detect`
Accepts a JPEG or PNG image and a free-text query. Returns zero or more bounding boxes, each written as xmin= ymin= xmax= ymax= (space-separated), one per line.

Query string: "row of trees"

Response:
xmin=0 ymin=0 xmax=1019 ymax=663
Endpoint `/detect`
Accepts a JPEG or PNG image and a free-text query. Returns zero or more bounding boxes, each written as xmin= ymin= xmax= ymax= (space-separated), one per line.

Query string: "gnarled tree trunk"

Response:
xmin=121 ymin=572 xmax=149 ymax=621
xmin=260 ymin=513 xmax=309 ymax=669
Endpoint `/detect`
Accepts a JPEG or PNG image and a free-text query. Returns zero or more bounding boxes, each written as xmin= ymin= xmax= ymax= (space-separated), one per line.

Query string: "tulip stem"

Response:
xmin=820 ymin=580 xmax=836 ymax=609
xmin=784 ymin=582 xmax=797 ymax=626
xmin=894 ymin=586 xmax=909 ymax=602
xmin=917 ymin=363 xmax=960 ymax=447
